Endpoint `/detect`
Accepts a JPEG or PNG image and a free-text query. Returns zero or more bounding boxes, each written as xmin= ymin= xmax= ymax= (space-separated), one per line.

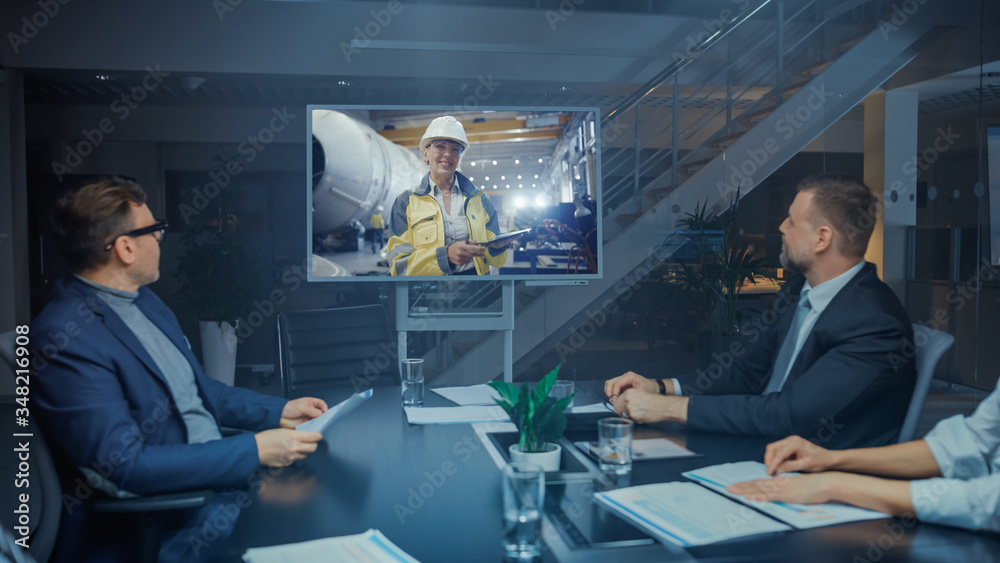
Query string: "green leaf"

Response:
xmin=496 ymin=365 xmax=573 ymax=453
xmin=487 ymin=381 xmax=519 ymax=407
xmin=532 ymin=364 xmax=560 ymax=404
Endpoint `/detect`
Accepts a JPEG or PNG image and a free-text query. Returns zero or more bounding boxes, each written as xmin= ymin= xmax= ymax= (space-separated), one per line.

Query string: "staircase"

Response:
xmin=432 ymin=0 xmax=968 ymax=385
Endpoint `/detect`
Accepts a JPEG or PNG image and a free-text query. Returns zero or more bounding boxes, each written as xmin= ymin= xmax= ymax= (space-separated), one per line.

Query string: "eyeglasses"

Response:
xmin=427 ymin=140 xmax=465 ymax=154
xmin=104 ymin=220 xmax=168 ymax=251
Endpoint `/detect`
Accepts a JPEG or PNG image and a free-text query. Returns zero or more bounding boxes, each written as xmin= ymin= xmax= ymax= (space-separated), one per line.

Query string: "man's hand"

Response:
xmin=727 ymin=472 xmax=838 ymax=505
xmin=254 ymin=429 xmax=323 ymax=467
xmin=612 ymin=390 xmax=688 ymax=424
xmin=604 ymin=371 xmax=660 ymax=399
xmin=447 ymin=241 xmax=485 ymax=266
xmin=280 ymin=397 xmax=328 ymax=429
xmin=763 ymin=435 xmax=834 ymax=475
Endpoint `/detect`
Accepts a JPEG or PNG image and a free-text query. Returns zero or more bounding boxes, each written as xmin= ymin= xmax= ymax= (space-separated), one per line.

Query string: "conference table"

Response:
xmin=222 ymin=383 xmax=1000 ymax=562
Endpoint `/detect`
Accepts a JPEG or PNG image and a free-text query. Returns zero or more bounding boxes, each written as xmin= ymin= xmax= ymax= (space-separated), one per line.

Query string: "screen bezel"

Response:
xmin=306 ymin=104 xmax=603 ymax=282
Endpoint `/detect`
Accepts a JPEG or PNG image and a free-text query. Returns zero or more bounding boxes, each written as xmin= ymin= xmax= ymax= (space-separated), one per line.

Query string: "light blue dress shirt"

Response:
xmin=670 ymin=261 xmax=865 ymax=396
xmin=911 ymin=381 xmax=1000 ymax=531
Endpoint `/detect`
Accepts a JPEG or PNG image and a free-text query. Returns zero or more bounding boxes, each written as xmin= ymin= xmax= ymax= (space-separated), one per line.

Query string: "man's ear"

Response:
xmin=814 ymin=225 xmax=834 ymax=254
xmin=112 ymin=236 xmax=138 ymax=265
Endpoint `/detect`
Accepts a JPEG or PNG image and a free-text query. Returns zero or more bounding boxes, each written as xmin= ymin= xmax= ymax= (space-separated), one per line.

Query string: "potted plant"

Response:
xmin=488 ymin=365 xmax=576 ymax=472
xmin=662 ymin=188 xmax=768 ymax=337
xmin=174 ymin=172 xmax=267 ymax=385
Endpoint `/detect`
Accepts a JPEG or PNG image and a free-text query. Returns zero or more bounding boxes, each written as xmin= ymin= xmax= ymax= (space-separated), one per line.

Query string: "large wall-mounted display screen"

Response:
xmin=307 ymin=106 xmax=602 ymax=281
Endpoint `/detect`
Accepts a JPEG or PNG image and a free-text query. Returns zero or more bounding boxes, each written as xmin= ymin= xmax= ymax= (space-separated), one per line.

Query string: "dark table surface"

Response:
xmin=221 ymin=383 xmax=1000 ymax=562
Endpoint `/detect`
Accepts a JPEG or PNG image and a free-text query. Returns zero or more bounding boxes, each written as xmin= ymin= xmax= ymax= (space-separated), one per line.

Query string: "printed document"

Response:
xmin=404 ymin=405 xmax=510 ymax=424
xmin=242 ymin=528 xmax=419 ymax=563
xmin=575 ymin=438 xmax=697 ymax=460
xmin=296 ymin=389 xmax=372 ymax=434
xmin=430 ymin=384 xmax=501 ymax=406
xmin=683 ymin=461 xmax=887 ymax=529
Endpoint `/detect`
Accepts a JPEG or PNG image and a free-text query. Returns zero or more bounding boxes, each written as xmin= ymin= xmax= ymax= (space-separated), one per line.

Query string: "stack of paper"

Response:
xmin=243 ymin=529 xmax=419 ymax=563
xmin=404 ymin=405 xmax=510 ymax=424
xmin=594 ymin=482 xmax=791 ymax=546
xmin=431 ymin=383 xmax=614 ymax=414
xmin=594 ymin=460 xmax=891 ymax=547
xmin=430 ymin=384 xmax=500 ymax=406
xmin=575 ymin=438 xmax=698 ymax=461
xmin=682 ymin=461 xmax=887 ymax=529
xmin=568 ymin=402 xmax=615 ymax=414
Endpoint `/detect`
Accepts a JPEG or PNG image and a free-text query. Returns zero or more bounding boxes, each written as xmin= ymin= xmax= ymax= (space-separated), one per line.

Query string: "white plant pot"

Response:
xmin=508 ymin=443 xmax=561 ymax=472
xmin=199 ymin=320 xmax=238 ymax=386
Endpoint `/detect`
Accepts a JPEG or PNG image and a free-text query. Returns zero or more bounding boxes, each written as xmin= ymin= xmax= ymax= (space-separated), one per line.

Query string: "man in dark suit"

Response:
xmin=31 ymin=177 xmax=328 ymax=561
xmin=605 ymin=174 xmax=915 ymax=449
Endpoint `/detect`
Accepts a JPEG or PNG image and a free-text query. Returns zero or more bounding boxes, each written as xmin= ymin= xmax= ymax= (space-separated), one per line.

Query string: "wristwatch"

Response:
xmin=656 ymin=379 xmax=667 ymax=395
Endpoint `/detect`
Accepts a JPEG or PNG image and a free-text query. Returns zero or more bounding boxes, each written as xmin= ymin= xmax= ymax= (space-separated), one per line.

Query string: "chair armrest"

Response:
xmin=93 ymin=490 xmax=214 ymax=513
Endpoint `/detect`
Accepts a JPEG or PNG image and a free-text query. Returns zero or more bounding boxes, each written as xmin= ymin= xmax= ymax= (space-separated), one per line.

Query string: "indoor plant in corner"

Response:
xmin=488 ymin=365 xmax=576 ymax=472
xmin=175 ymin=175 xmax=267 ymax=386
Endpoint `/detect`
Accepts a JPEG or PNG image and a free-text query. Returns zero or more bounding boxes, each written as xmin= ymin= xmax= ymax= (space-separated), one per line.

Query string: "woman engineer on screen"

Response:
xmin=386 ymin=116 xmax=520 ymax=276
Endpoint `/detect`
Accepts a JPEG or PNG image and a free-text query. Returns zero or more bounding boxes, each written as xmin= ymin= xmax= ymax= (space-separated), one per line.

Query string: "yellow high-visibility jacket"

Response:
xmin=386 ymin=172 xmax=507 ymax=276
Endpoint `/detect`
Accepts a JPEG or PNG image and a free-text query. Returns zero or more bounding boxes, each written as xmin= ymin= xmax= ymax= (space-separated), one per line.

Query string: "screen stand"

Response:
xmin=395 ymin=280 xmax=515 ymax=383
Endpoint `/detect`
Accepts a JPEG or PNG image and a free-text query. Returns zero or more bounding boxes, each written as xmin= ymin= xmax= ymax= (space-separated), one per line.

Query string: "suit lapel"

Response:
xmin=786 ymin=263 xmax=871 ymax=378
xmin=93 ymin=300 xmax=172 ymax=388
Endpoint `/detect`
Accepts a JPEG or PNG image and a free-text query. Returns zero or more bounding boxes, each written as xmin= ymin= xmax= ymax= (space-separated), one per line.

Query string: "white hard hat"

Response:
xmin=419 ymin=116 xmax=469 ymax=152
xmin=376 ymin=205 xmax=384 ymax=212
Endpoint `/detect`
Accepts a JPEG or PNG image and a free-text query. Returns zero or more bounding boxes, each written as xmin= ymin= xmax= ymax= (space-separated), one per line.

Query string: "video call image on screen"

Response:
xmin=308 ymin=106 xmax=602 ymax=281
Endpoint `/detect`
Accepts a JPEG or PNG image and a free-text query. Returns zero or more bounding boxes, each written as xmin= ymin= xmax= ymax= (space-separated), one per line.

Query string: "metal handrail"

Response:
xmin=601 ymin=0 xmax=882 ymax=220
xmin=601 ymin=0 xmax=774 ymax=128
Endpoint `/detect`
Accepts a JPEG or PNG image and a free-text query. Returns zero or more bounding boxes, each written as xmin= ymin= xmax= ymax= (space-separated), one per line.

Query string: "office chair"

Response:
xmin=897 ymin=324 xmax=955 ymax=443
xmin=0 ymin=330 xmax=212 ymax=563
xmin=276 ymin=304 xmax=399 ymax=398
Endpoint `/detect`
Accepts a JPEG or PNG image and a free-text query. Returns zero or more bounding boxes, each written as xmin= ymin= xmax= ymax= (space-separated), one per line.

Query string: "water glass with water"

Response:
xmin=402 ymin=358 xmax=424 ymax=407
xmin=550 ymin=380 xmax=575 ymax=409
xmin=598 ymin=417 xmax=633 ymax=475
xmin=502 ymin=463 xmax=544 ymax=558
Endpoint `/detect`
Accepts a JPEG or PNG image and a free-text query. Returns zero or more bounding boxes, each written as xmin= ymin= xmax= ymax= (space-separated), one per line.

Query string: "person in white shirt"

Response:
xmin=728 ymin=380 xmax=1000 ymax=532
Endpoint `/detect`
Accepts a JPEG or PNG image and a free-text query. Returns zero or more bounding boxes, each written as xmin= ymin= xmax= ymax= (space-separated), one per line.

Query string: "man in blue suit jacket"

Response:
xmin=31 ymin=177 xmax=328 ymax=561
xmin=606 ymin=174 xmax=916 ymax=449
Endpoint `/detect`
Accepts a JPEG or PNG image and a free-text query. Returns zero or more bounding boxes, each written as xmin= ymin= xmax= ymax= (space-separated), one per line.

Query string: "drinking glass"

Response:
xmin=550 ymin=380 xmax=575 ymax=409
xmin=401 ymin=358 xmax=424 ymax=407
xmin=598 ymin=417 xmax=633 ymax=475
xmin=502 ymin=463 xmax=544 ymax=558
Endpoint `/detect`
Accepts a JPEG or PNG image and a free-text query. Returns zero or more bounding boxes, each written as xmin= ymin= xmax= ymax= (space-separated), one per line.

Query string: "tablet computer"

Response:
xmin=475 ymin=228 xmax=531 ymax=246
